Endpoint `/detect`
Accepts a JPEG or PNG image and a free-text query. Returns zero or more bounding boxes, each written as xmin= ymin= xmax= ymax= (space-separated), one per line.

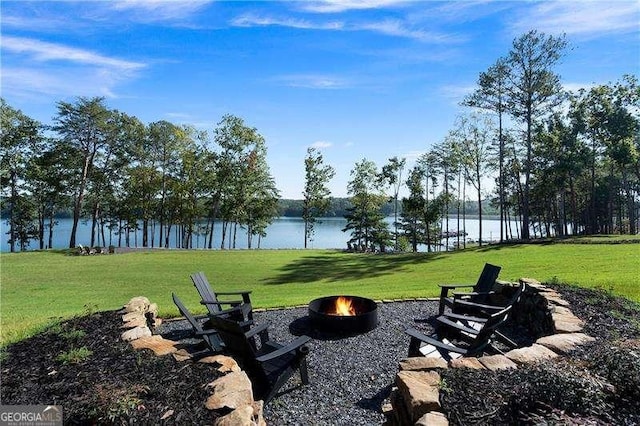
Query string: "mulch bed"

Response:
xmin=1 ymin=284 xmax=639 ymax=425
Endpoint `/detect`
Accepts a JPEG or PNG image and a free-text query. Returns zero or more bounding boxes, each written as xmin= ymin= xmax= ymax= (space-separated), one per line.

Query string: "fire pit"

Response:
xmin=308 ymin=295 xmax=378 ymax=334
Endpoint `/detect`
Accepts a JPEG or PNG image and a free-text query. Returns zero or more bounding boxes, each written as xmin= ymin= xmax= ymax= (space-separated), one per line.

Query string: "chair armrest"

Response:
xmin=195 ymin=328 xmax=220 ymax=336
xmin=452 ymin=290 xmax=495 ymax=298
xmin=215 ymin=291 xmax=252 ymax=296
xmin=255 ymin=335 xmax=312 ymax=363
xmin=438 ymin=284 xmax=474 ymax=289
xmin=201 ymin=299 xmax=244 ymax=306
xmin=442 ymin=312 xmax=488 ymax=324
xmin=453 ymin=299 xmax=505 ymax=312
xmin=245 ymin=322 xmax=270 ymax=339
xmin=405 ymin=328 xmax=469 ymax=355
xmin=436 ymin=316 xmax=481 ymax=336
xmin=210 ymin=304 xmax=247 ymax=317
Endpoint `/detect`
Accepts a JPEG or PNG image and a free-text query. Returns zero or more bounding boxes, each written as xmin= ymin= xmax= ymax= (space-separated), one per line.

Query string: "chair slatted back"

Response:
xmin=191 ymin=272 xmax=222 ymax=315
xmin=475 ymin=263 xmax=502 ymax=293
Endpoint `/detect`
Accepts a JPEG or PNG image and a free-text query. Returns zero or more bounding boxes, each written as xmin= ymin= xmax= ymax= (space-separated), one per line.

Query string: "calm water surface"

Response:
xmin=1 ymin=216 xmax=514 ymax=252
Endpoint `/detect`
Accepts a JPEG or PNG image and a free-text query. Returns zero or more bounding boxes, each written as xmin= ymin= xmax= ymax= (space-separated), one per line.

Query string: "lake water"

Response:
xmin=1 ymin=216 xmax=515 ymax=252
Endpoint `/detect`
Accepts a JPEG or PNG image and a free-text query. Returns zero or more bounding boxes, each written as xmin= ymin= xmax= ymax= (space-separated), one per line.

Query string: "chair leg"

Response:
xmin=298 ymin=359 xmax=309 ymax=385
xmin=408 ymin=337 xmax=421 ymax=357
xmin=438 ymin=288 xmax=448 ymax=315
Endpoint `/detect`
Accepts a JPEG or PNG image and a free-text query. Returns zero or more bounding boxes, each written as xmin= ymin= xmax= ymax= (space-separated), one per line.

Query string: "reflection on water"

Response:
xmin=1 ymin=216 xmax=516 ymax=252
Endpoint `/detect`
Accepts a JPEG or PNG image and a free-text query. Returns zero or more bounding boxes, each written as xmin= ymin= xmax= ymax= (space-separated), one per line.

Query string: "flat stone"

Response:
xmin=505 ymin=344 xmax=559 ymax=364
xmin=122 ymin=316 xmax=147 ymax=329
xmin=122 ymin=311 xmax=146 ymax=323
xmin=213 ymin=405 xmax=254 ymax=426
xmin=396 ymin=370 xmax=441 ymax=423
xmin=543 ymin=295 xmax=571 ymax=307
xmin=130 ymin=335 xmax=177 ymax=355
xmin=449 ymin=357 xmax=485 ymax=369
xmin=399 ymin=357 xmax=448 ymax=371
xmin=554 ymin=320 xmax=584 ymax=333
xmin=416 ymin=411 xmax=449 ymax=426
xmin=550 ymin=305 xmax=574 ymax=315
xmin=552 ymin=312 xmax=584 ymax=325
xmin=120 ymin=326 xmax=152 ymax=342
xmin=519 ymin=277 xmax=542 ymax=286
xmin=172 ymin=348 xmax=193 ymax=362
xmin=206 ymin=371 xmax=254 ymax=411
xmin=477 ymin=355 xmax=518 ymax=371
xmin=123 ymin=296 xmax=150 ymax=313
xmin=536 ymin=333 xmax=596 ymax=354
xmin=147 ymin=302 xmax=158 ymax=317
xmin=199 ymin=355 xmax=241 ymax=372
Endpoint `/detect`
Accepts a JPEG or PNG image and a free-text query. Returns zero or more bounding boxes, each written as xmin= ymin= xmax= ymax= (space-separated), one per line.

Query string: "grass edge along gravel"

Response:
xmin=1 ymin=242 xmax=639 ymax=345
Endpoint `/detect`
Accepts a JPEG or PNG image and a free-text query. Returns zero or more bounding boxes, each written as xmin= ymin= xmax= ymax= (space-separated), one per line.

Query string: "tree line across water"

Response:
xmin=2 ymin=30 xmax=638 ymax=253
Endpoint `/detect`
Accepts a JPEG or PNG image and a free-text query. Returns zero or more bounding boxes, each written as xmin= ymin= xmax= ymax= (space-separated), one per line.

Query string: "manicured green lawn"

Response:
xmin=2 ymin=243 xmax=639 ymax=345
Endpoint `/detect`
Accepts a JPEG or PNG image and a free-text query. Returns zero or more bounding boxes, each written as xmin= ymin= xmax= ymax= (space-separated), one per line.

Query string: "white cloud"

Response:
xmin=272 ymin=74 xmax=350 ymax=90
xmin=1 ymin=37 xmax=146 ymax=99
xmin=310 ymin=141 xmax=333 ymax=149
xmin=509 ymin=1 xmax=639 ymax=38
xmin=2 ymin=36 xmax=145 ymax=71
xmin=355 ymin=19 xmax=464 ymax=43
xmin=231 ymin=14 xmax=344 ymax=30
xmin=2 ymin=66 xmax=118 ymax=99
xmin=439 ymin=84 xmax=477 ymax=103
xmin=299 ymin=0 xmax=410 ymax=13
xmin=109 ymin=0 xmax=212 ymax=22
xmin=231 ymin=14 xmax=461 ymax=43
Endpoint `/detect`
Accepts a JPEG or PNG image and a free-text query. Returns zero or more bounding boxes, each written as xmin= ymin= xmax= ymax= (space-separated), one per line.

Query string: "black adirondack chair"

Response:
xmin=452 ymin=279 xmax=526 ymax=317
xmin=206 ymin=314 xmax=312 ymax=404
xmin=406 ymin=303 xmax=513 ymax=361
xmin=191 ymin=271 xmax=253 ymax=321
xmin=172 ymin=293 xmax=229 ymax=352
xmin=172 ymin=293 xmax=253 ymax=353
xmin=438 ymin=263 xmax=501 ymax=314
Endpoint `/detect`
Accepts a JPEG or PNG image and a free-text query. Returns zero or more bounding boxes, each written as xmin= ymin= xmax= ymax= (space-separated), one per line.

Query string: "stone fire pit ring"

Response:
xmin=308 ymin=295 xmax=379 ymax=334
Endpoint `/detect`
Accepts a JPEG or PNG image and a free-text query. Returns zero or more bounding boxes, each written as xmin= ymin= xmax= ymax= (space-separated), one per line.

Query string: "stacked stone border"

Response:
xmin=117 ymin=279 xmax=594 ymax=426
xmin=386 ymin=278 xmax=596 ymax=426
xmin=119 ymin=296 xmax=266 ymax=426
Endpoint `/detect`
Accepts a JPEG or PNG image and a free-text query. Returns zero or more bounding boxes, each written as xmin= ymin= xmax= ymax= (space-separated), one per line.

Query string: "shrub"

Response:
xmin=56 ymin=347 xmax=92 ymax=364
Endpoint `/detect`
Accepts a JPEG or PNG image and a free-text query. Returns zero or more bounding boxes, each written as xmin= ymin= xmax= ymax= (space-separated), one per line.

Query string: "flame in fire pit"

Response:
xmin=329 ymin=296 xmax=356 ymax=316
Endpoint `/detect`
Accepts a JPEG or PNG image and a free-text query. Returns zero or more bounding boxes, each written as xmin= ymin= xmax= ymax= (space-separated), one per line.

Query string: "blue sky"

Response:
xmin=2 ymin=1 xmax=638 ymax=198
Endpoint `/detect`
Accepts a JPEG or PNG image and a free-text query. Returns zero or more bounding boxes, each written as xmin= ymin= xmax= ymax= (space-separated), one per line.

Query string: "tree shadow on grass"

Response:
xmin=262 ymin=251 xmax=445 ymax=285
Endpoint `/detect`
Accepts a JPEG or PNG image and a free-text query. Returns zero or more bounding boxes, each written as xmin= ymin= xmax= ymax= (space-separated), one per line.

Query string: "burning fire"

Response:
xmin=329 ymin=296 xmax=356 ymax=316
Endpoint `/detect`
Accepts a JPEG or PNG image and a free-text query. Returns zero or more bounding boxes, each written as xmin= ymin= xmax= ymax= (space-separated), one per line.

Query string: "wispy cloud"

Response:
xmin=355 ymin=19 xmax=465 ymax=43
xmin=272 ymin=74 xmax=350 ymax=90
xmin=299 ymin=0 xmax=410 ymax=13
xmin=509 ymin=1 xmax=639 ymax=38
xmin=439 ymin=84 xmax=476 ymax=103
xmin=1 ymin=37 xmax=146 ymax=99
xmin=109 ymin=0 xmax=212 ymax=22
xmin=2 ymin=36 xmax=145 ymax=71
xmin=231 ymin=14 xmax=344 ymax=30
xmin=231 ymin=13 xmax=461 ymax=43
xmin=310 ymin=141 xmax=333 ymax=149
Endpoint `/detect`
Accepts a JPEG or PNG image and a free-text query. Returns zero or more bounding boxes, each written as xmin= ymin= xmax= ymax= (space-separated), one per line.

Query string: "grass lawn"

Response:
xmin=2 ymin=242 xmax=639 ymax=345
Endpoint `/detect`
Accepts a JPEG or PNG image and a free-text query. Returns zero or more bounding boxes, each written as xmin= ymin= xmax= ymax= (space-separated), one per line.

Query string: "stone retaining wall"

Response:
xmin=386 ymin=278 xmax=595 ymax=426
xmin=119 ymin=297 xmax=266 ymax=426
